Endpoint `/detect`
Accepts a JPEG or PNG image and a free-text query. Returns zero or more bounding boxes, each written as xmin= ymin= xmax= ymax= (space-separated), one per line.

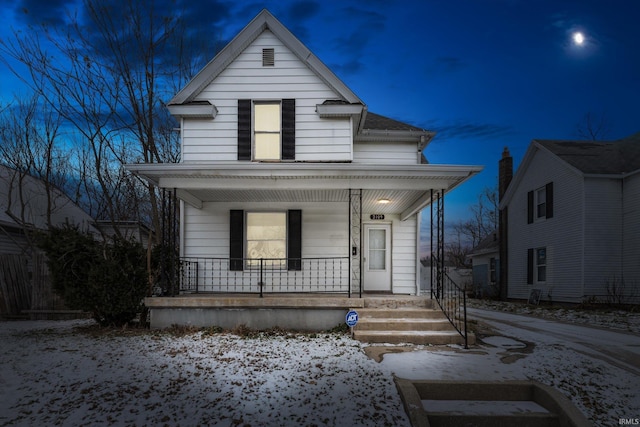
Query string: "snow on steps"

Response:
xmin=352 ymin=297 xmax=472 ymax=346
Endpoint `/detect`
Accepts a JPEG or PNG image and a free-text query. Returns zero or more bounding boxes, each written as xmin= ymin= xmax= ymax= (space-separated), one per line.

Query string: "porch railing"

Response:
xmin=431 ymin=263 xmax=468 ymax=349
xmin=179 ymin=257 xmax=351 ymax=296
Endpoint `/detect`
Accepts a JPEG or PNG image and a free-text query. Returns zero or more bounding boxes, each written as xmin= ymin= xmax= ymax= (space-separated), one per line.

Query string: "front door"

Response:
xmin=363 ymin=224 xmax=391 ymax=292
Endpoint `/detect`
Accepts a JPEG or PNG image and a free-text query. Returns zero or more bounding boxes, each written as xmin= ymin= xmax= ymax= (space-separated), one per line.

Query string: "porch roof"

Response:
xmin=126 ymin=162 xmax=482 ymax=220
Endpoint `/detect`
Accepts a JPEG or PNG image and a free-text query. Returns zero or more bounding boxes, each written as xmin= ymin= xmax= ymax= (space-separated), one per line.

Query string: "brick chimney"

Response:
xmin=498 ymin=147 xmax=512 ymax=300
xmin=499 ymin=147 xmax=513 ymax=201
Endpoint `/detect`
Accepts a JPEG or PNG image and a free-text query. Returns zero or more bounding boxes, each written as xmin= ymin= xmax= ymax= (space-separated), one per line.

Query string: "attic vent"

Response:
xmin=262 ymin=48 xmax=275 ymax=66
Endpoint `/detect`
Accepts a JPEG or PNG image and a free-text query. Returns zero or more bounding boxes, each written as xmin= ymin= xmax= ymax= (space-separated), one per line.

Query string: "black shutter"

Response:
xmin=282 ymin=99 xmax=295 ymax=160
xmin=527 ymin=248 xmax=534 ymax=284
xmin=287 ymin=210 xmax=302 ymax=271
xmin=546 ymin=182 xmax=554 ymax=219
xmin=238 ymin=100 xmax=251 ymax=160
xmin=230 ymin=210 xmax=244 ymax=271
xmin=527 ymin=190 xmax=534 ymax=224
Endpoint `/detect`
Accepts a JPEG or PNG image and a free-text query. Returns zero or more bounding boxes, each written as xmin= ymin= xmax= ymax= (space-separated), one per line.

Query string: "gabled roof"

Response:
xmin=169 ymin=9 xmax=363 ymax=106
xmin=468 ymin=230 xmax=499 ymax=258
xmin=536 ymin=132 xmax=640 ymax=175
xmin=499 ymin=131 xmax=640 ymax=209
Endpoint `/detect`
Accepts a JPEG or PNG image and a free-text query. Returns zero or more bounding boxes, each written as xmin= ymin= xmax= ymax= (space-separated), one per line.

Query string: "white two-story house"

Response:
xmin=499 ymin=134 xmax=640 ymax=304
xmin=127 ymin=10 xmax=481 ymax=327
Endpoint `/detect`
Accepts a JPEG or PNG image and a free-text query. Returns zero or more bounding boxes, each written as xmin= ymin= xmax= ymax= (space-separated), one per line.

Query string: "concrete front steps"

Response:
xmin=352 ymin=297 xmax=472 ymax=346
xmin=395 ymin=379 xmax=591 ymax=427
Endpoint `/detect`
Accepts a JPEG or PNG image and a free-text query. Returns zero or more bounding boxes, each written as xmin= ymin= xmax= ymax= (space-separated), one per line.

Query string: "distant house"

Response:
xmin=499 ymin=133 xmax=640 ymax=303
xmin=0 ymin=165 xmax=96 ymax=256
xmin=468 ymin=230 xmax=499 ymax=298
xmin=127 ymin=10 xmax=482 ymax=329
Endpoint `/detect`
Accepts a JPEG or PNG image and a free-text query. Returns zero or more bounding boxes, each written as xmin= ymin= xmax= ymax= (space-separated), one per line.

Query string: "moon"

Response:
xmin=572 ymin=31 xmax=585 ymax=46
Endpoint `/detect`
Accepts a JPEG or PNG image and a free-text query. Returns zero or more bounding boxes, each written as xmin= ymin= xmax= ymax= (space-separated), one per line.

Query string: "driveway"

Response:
xmin=467 ymin=307 xmax=640 ymax=376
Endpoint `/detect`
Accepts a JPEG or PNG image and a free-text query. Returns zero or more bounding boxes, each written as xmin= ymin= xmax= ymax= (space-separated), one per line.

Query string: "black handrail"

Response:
xmin=431 ymin=261 xmax=468 ymax=349
xmin=177 ymin=256 xmax=350 ymax=296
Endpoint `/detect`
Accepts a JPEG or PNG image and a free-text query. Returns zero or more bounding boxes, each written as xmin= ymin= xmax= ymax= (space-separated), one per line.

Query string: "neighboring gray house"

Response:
xmin=468 ymin=230 xmax=499 ymax=298
xmin=0 ymin=165 xmax=96 ymax=256
xmin=499 ymin=133 xmax=640 ymax=303
xmin=127 ymin=9 xmax=482 ymax=301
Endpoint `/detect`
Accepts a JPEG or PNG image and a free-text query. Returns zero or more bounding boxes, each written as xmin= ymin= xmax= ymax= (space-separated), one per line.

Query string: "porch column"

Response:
xmin=349 ymin=189 xmax=362 ymax=297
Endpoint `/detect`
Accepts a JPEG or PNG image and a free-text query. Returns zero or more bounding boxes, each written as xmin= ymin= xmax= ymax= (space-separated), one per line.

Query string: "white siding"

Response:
xmin=182 ymin=30 xmax=352 ymax=162
xmin=507 ymin=148 xmax=585 ymax=303
xmin=388 ymin=214 xmax=417 ymax=294
xmin=623 ymin=173 xmax=640 ymax=288
xmin=182 ymin=201 xmax=348 ymax=259
xmin=583 ymin=178 xmax=624 ymax=298
xmin=353 ymin=141 xmax=418 ymax=164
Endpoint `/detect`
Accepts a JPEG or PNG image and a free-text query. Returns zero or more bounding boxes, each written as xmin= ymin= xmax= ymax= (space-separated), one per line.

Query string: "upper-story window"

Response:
xmin=254 ymin=102 xmax=281 ymax=160
xmin=238 ymin=99 xmax=295 ymax=161
xmin=527 ymin=182 xmax=554 ymax=223
xmin=536 ymin=186 xmax=547 ymax=219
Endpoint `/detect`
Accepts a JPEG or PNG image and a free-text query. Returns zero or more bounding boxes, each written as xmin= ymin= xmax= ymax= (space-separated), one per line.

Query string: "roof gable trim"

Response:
xmin=169 ymin=9 xmax=363 ymax=106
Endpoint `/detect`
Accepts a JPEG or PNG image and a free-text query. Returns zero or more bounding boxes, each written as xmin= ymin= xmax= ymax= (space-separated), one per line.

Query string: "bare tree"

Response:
xmin=0 ymin=0 xmax=209 ymax=244
xmin=445 ymin=186 xmax=498 ymax=266
xmin=0 ymin=94 xmax=68 ymax=228
xmin=576 ymin=111 xmax=613 ymax=141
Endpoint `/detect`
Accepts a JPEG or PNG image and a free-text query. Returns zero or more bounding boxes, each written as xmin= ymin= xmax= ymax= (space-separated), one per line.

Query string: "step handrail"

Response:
xmin=431 ymin=266 xmax=468 ymax=349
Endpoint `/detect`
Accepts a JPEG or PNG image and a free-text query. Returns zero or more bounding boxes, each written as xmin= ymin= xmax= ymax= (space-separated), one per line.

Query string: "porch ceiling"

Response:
xmin=126 ymin=162 xmax=483 ymax=219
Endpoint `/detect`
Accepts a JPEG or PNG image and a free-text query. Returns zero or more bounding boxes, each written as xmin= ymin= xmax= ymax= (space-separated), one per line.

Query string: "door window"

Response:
xmin=368 ymin=228 xmax=386 ymax=270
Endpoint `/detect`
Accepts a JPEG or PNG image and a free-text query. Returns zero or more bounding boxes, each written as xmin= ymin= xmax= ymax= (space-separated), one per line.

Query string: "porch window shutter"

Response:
xmin=527 ymin=248 xmax=534 ymax=284
xmin=527 ymin=190 xmax=534 ymax=224
xmin=287 ymin=209 xmax=302 ymax=271
xmin=238 ymin=99 xmax=251 ymax=160
xmin=282 ymin=99 xmax=295 ymax=160
xmin=230 ymin=210 xmax=244 ymax=271
xmin=546 ymin=182 xmax=554 ymax=219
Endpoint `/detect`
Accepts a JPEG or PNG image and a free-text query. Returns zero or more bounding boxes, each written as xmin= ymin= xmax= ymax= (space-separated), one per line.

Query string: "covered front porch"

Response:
xmin=128 ymin=162 xmax=482 ymax=297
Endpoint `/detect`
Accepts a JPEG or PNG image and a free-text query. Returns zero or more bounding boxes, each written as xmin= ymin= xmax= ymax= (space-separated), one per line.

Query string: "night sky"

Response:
xmin=1 ymin=0 xmax=639 ymax=225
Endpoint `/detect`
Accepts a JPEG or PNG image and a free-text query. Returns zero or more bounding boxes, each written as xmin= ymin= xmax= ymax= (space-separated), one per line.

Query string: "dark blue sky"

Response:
xmin=1 ymin=0 xmax=639 ymax=224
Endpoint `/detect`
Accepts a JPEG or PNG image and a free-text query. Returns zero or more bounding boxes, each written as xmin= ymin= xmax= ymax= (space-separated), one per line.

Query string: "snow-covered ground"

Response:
xmin=2 ymin=301 xmax=639 ymax=427
xmin=0 ymin=320 xmax=409 ymax=426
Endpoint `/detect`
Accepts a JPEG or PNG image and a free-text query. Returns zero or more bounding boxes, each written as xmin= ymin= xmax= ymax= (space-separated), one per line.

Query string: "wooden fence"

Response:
xmin=0 ymin=254 xmax=32 ymax=316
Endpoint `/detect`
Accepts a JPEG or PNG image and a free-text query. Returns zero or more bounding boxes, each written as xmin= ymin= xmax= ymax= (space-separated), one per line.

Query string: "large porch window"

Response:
xmin=246 ymin=212 xmax=286 ymax=268
xmin=230 ymin=209 xmax=301 ymax=271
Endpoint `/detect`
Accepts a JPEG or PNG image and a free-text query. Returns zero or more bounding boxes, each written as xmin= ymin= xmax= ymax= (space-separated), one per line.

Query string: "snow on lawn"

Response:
xmin=0 ymin=320 xmax=410 ymax=427
xmin=3 ymin=301 xmax=639 ymax=427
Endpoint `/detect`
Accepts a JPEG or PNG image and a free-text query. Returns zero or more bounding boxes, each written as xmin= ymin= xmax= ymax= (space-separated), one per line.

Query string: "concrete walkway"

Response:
xmin=467 ymin=307 xmax=640 ymax=376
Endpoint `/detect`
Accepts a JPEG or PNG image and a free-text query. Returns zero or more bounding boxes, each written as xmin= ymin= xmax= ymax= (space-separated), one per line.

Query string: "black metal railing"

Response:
xmin=179 ymin=257 xmax=351 ymax=296
xmin=431 ymin=263 xmax=468 ymax=349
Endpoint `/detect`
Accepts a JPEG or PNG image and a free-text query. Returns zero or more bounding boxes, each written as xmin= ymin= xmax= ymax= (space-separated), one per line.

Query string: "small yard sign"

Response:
xmin=345 ymin=310 xmax=359 ymax=327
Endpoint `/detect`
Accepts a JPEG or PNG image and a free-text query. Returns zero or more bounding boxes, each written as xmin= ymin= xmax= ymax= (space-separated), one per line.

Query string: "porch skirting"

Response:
xmin=145 ymin=295 xmax=365 ymax=330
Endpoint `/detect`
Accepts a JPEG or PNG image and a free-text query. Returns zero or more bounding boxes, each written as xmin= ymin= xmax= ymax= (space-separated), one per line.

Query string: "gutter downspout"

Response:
xmin=416 ymin=210 xmax=422 ymax=296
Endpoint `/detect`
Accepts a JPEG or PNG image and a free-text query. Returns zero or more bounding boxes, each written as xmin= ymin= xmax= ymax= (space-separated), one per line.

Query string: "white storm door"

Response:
xmin=363 ymin=224 xmax=391 ymax=292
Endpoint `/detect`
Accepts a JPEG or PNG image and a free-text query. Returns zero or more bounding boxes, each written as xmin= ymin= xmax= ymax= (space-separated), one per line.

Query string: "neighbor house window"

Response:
xmin=237 ymin=99 xmax=296 ymax=161
xmin=489 ymin=257 xmax=497 ymax=283
xmin=536 ymin=247 xmax=546 ymax=282
xmin=527 ymin=247 xmax=547 ymax=284
xmin=527 ymin=182 xmax=554 ymax=224
xmin=254 ymin=102 xmax=281 ymax=160
xmin=536 ymin=187 xmax=546 ymax=219
xmin=246 ymin=212 xmax=286 ymax=268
